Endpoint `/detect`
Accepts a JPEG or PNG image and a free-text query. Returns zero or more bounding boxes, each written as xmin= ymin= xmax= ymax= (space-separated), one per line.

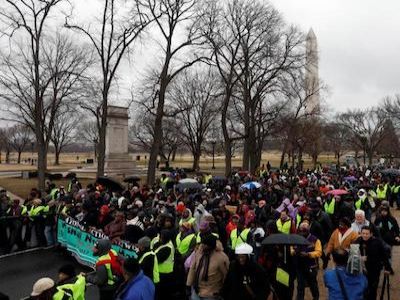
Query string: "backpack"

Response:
xmin=96 ymin=250 xmax=124 ymax=278
xmin=346 ymin=244 xmax=365 ymax=275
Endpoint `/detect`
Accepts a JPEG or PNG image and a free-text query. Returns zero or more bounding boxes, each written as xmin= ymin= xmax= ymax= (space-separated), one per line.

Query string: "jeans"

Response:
xmin=296 ymin=267 xmax=319 ymax=300
xmin=44 ymin=225 xmax=55 ymax=246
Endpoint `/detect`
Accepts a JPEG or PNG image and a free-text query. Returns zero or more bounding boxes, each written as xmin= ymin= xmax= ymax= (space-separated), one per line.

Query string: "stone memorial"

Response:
xmin=104 ymin=105 xmax=135 ymax=174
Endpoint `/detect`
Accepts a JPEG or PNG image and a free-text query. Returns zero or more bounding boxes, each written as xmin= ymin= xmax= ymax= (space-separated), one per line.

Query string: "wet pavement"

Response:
xmin=0 ymin=247 xmax=98 ymax=299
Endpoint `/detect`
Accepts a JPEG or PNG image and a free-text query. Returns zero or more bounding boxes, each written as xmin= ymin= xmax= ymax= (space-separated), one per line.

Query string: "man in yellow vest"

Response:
xmin=276 ymin=209 xmax=294 ymax=234
xmin=376 ymin=183 xmax=388 ymax=205
xmin=57 ymin=264 xmax=86 ymax=300
xmin=154 ymin=230 xmax=175 ymax=300
xmin=86 ymin=239 xmax=121 ymax=300
xmin=29 ymin=198 xmax=47 ymax=247
xmin=176 ymin=222 xmax=196 ymax=258
xmin=229 ymin=218 xmax=251 ymax=250
xmin=137 ymin=236 xmax=160 ymax=285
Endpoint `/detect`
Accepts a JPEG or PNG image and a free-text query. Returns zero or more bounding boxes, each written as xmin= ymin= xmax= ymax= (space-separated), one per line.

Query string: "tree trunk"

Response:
xmin=147 ymin=80 xmax=167 ymax=185
xmin=37 ymin=138 xmax=47 ymax=191
xmin=171 ymin=147 xmax=177 ymax=162
xmin=55 ymin=149 xmax=60 ymax=165
xmin=5 ymin=150 xmax=10 ymax=164
xmin=280 ymin=142 xmax=287 ymax=168
xmin=17 ymin=151 xmax=22 ymax=164
xmin=221 ymin=92 xmax=232 ymax=177
xmin=242 ymin=102 xmax=250 ymax=171
xmin=192 ymin=152 xmax=200 ymax=171
xmin=367 ymin=149 xmax=373 ymax=166
xmin=224 ymin=140 xmax=232 ymax=177
xmin=0 ymin=151 xmax=2 ymax=163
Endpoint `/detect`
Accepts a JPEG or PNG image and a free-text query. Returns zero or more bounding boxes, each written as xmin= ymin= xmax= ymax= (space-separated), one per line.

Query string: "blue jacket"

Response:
xmin=115 ymin=270 xmax=155 ymax=300
xmin=323 ymin=267 xmax=367 ymax=300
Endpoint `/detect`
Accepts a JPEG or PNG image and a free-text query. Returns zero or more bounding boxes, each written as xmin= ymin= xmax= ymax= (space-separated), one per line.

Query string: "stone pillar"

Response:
xmin=104 ymin=106 xmax=134 ymax=173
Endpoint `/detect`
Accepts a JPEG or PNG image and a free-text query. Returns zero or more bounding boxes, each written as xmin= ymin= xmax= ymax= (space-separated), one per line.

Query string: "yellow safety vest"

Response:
xmin=55 ymin=275 xmax=86 ymax=300
xmin=6 ymin=205 xmax=27 ymax=216
xmin=196 ymin=232 xmax=219 ymax=244
xmin=97 ymin=249 xmax=118 ymax=286
xmin=29 ymin=205 xmax=45 ymax=220
xmin=204 ymin=175 xmax=212 ymax=184
xmin=50 ymin=188 xmax=59 ymax=200
xmin=150 ymin=235 xmax=160 ymax=250
xmin=139 ymin=251 xmax=160 ymax=284
xmin=355 ymin=195 xmax=367 ymax=210
xmin=376 ymin=185 xmax=388 ymax=200
xmin=230 ymin=228 xmax=250 ymax=249
xmin=324 ymin=199 xmax=335 ymax=215
xmin=176 ymin=232 xmax=195 ymax=255
xmin=276 ymin=219 xmax=292 ymax=234
xmin=155 ymin=241 xmax=174 ymax=274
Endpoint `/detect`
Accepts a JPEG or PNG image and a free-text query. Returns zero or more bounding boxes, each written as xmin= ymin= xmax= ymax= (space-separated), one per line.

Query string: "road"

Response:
xmin=0 ymin=248 xmax=98 ymax=300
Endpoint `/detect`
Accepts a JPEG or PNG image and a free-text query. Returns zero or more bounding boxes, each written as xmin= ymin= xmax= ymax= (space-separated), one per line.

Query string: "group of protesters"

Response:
xmin=1 ymin=164 xmax=400 ymax=300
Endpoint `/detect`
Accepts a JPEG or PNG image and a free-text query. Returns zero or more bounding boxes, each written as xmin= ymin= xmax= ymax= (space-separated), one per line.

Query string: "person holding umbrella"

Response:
xmin=293 ymin=222 xmax=322 ymax=300
xmin=222 ymin=243 xmax=269 ymax=300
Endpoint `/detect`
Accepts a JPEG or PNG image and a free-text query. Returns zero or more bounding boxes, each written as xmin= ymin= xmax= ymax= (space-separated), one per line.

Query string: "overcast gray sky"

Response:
xmin=72 ymin=0 xmax=400 ymax=111
xmin=269 ymin=0 xmax=400 ymax=111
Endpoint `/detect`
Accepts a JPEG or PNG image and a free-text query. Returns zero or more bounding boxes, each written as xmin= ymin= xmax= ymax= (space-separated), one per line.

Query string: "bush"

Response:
xmin=48 ymin=173 xmax=63 ymax=180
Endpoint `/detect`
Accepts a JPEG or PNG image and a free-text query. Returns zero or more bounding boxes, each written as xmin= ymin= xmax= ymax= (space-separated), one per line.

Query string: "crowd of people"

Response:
xmin=1 ymin=164 xmax=400 ymax=300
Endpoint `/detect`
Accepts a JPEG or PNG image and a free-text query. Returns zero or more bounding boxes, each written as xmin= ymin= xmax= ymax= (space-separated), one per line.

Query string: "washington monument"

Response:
xmin=305 ymin=28 xmax=320 ymax=114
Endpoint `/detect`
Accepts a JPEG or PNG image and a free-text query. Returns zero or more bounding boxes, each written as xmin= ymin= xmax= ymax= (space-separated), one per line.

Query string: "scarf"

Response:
xmin=194 ymin=250 xmax=212 ymax=293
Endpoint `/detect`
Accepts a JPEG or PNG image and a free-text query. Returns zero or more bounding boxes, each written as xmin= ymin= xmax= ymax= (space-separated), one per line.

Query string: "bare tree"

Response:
xmin=172 ymin=68 xmax=220 ymax=170
xmin=142 ymin=0 xmax=209 ymax=184
xmin=131 ymin=109 xmax=184 ymax=162
xmin=202 ymin=0 xmax=304 ymax=174
xmin=323 ymin=121 xmax=351 ymax=166
xmin=338 ymin=109 xmax=389 ymax=166
xmin=0 ymin=1 xmax=91 ymax=190
xmin=7 ymin=125 xmax=32 ymax=164
xmin=65 ymin=0 xmax=152 ymax=176
xmin=51 ymin=109 xmax=77 ymax=165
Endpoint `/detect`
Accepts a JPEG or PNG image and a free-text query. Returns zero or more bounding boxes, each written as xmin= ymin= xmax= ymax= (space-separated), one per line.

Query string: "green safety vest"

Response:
xmin=204 ymin=175 xmax=212 ymax=184
xmin=6 ymin=205 xmax=27 ymax=216
xmin=295 ymin=214 xmax=301 ymax=228
xmin=54 ymin=275 xmax=86 ymax=300
xmin=376 ymin=184 xmax=388 ymax=200
xmin=176 ymin=232 xmax=195 ymax=255
xmin=196 ymin=232 xmax=219 ymax=244
xmin=324 ymin=199 xmax=335 ymax=215
xmin=179 ymin=217 xmax=196 ymax=227
xmin=97 ymin=250 xmax=118 ymax=286
xmin=393 ymin=185 xmax=400 ymax=194
xmin=230 ymin=228 xmax=250 ymax=249
xmin=276 ymin=219 xmax=291 ymax=234
xmin=355 ymin=195 xmax=367 ymax=210
xmin=139 ymin=251 xmax=160 ymax=284
xmin=29 ymin=205 xmax=45 ymax=220
xmin=155 ymin=241 xmax=174 ymax=274
xmin=150 ymin=235 xmax=160 ymax=250
xmin=50 ymin=188 xmax=59 ymax=200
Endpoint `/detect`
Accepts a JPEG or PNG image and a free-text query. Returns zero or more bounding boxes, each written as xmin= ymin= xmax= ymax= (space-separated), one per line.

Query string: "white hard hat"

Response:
xmin=235 ymin=243 xmax=253 ymax=255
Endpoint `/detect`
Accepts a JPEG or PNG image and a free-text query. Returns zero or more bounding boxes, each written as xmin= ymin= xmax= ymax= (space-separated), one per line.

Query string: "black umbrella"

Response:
xmin=96 ymin=176 xmax=124 ymax=192
xmin=262 ymin=234 xmax=310 ymax=246
xmin=381 ymin=169 xmax=400 ymax=176
xmin=175 ymin=181 xmax=203 ymax=192
xmin=123 ymin=176 xmax=141 ymax=183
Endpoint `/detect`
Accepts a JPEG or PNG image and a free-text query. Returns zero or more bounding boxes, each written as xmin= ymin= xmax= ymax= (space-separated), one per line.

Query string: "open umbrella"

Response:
xmin=262 ymin=233 xmax=310 ymax=263
xmin=262 ymin=234 xmax=310 ymax=246
xmin=381 ymin=169 xmax=400 ymax=176
xmin=176 ymin=179 xmax=203 ymax=192
xmin=326 ymin=189 xmax=349 ymax=196
xmin=123 ymin=176 xmax=141 ymax=183
xmin=241 ymin=181 xmax=262 ymax=190
xmin=96 ymin=176 xmax=124 ymax=192
xmin=179 ymin=178 xmax=199 ymax=184
xmin=343 ymin=176 xmax=357 ymax=182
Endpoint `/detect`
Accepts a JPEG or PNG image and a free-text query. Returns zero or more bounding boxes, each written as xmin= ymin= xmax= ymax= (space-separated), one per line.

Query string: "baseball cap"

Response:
xmin=31 ymin=277 xmax=55 ymax=296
